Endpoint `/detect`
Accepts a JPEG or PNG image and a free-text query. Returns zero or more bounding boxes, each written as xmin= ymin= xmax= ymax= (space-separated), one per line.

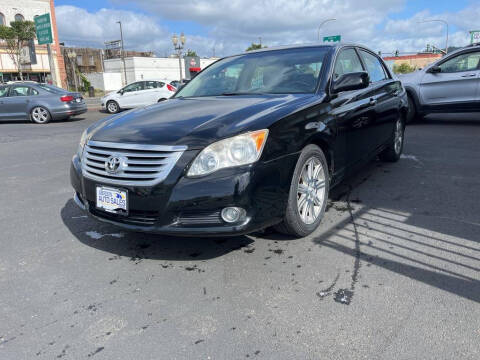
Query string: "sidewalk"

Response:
xmin=83 ymin=97 xmax=102 ymax=111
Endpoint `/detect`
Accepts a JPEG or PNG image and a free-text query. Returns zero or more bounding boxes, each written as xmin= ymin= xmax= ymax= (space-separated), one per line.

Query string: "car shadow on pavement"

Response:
xmin=60 ymin=199 xmax=254 ymax=261
xmin=310 ymin=158 xmax=480 ymax=303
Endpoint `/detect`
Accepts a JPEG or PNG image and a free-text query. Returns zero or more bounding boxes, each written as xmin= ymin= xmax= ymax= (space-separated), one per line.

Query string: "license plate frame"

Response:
xmin=95 ymin=186 xmax=128 ymax=215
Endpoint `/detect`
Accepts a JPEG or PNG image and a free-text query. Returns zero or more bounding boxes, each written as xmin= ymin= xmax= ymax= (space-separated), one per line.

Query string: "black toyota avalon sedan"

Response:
xmin=71 ymin=43 xmax=408 ymax=237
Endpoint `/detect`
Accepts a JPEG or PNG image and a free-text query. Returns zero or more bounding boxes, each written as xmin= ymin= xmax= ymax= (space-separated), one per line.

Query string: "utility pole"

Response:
xmin=117 ymin=21 xmax=128 ymax=85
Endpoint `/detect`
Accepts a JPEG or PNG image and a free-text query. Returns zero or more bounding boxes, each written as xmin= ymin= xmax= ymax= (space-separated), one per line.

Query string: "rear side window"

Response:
xmin=145 ymin=81 xmax=165 ymax=89
xmin=438 ymin=51 xmax=480 ymax=73
xmin=333 ymin=48 xmax=363 ymax=79
xmin=358 ymin=50 xmax=388 ymax=82
xmin=0 ymin=86 xmax=8 ymax=97
xmin=9 ymin=86 xmax=30 ymax=96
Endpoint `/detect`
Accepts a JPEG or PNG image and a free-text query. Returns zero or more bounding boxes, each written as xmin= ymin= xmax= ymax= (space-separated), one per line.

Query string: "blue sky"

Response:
xmin=54 ymin=0 xmax=479 ymax=57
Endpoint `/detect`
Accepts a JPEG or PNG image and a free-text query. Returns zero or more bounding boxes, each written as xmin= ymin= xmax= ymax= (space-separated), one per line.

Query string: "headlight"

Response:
xmin=187 ymin=129 xmax=269 ymax=177
xmin=77 ymin=129 xmax=88 ymax=159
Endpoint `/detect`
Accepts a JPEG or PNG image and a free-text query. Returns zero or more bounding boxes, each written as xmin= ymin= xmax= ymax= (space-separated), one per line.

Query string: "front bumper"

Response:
xmin=70 ymin=151 xmax=298 ymax=236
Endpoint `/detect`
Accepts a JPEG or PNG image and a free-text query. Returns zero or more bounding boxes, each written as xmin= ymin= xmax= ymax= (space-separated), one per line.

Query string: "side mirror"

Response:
xmin=427 ymin=66 xmax=441 ymax=74
xmin=331 ymin=71 xmax=369 ymax=94
xmin=118 ymin=90 xmax=124 ymax=95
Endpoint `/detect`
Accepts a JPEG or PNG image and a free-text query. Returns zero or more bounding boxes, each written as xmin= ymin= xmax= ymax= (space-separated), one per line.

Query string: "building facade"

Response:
xmin=104 ymin=56 xmax=218 ymax=85
xmin=382 ymin=53 xmax=443 ymax=70
xmin=0 ymin=0 xmax=66 ymax=87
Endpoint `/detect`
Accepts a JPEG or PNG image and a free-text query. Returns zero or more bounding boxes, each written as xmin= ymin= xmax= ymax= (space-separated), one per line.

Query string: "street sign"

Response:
xmin=34 ymin=13 xmax=53 ymax=45
xmin=323 ymin=35 xmax=341 ymax=43
xmin=470 ymin=30 xmax=480 ymax=44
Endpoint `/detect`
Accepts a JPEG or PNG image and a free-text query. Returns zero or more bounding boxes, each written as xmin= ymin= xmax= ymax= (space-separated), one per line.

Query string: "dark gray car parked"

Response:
xmin=399 ymin=43 xmax=480 ymax=122
xmin=0 ymin=82 xmax=87 ymax=124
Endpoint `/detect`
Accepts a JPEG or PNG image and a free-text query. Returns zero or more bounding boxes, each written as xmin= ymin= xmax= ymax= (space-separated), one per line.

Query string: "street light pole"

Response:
xmin=172 ymin=33 xmax=186 ymax=83
xmin=418 ymin=19 xmax=449 ymax=54
xmin=317 ymin=18 xmax=336 ymax=41
xmin=117 ymin=21 xmax=128 ymax=85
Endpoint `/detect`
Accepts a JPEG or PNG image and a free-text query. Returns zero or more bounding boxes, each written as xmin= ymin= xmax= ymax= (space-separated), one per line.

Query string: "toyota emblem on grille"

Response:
xmin=105 ymin=155 xmax=122 ymax=174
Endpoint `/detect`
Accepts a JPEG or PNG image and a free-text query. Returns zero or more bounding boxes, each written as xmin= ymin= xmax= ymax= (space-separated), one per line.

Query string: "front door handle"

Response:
xmin=369 ymin=98 xmax=377 ymax=106
xmin=461 ymin=73 xmax=477 ymax=78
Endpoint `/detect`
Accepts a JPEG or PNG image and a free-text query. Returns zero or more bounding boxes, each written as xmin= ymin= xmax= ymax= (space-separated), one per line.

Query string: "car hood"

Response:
xmin=88 ymin=94 xmax=322 ymax=149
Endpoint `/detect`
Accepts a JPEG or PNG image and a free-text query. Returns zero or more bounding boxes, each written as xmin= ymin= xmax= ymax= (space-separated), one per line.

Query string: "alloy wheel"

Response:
xmin=297 ymin=157 xmax=326 ymax=225
xmin=107 ymin=101 xmax=118 ymax=113
xmin=31 ymin=107 xmax=49 ymax=123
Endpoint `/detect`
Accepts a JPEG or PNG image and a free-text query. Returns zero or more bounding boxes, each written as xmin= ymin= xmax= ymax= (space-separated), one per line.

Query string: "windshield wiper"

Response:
xmin=220 ymin=92 xmax=266 ymax=96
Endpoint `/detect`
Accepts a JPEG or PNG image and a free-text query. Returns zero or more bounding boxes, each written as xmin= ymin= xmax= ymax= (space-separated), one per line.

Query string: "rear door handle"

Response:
xmin=369 ymin=98 xmax=377 ymax=106
xmin=461 ymin=73 xmax=477 ymax=78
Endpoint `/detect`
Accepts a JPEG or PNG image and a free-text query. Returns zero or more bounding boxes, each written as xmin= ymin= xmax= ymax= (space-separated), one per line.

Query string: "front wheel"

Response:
xmin=275 ymin=145 xmax=329 ymax=237
xmin=379 ymin=117 xmax=404 ymax=162
xmin=106 ymin=100 xmax=120 ymax=114
xmin=30 ymin=106 xmax=51 ymax=124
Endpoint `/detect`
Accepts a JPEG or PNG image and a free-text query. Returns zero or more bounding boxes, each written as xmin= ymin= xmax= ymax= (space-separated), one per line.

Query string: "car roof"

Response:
xmin=228 ymin=42 xmax=375 ymax=58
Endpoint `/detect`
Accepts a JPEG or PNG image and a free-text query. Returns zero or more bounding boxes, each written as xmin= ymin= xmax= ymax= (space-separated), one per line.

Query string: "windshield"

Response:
xmin=175 ymin=47 xmax=329 ymax=98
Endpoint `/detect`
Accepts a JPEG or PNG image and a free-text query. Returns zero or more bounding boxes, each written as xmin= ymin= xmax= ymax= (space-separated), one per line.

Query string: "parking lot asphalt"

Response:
xmin=0 ymin=111 xmax=479 ymax=359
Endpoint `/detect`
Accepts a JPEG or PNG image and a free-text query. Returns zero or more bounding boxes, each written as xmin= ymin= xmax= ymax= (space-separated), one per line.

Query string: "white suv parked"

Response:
xmin=101 ymin=80 xmax=177 ymax=114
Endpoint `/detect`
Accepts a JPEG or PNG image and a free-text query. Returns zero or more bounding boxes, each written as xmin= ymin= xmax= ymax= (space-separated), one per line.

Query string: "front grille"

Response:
xmin=82 ymin=140 xmax=187 ymax=186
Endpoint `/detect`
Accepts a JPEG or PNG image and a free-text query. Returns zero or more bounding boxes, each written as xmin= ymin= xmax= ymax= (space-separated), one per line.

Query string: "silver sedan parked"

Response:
xmin=0 ymin=82 xmax=87 ymax=124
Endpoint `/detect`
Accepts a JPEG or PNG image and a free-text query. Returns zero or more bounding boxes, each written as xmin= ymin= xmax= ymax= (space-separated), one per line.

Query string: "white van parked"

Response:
xmin=101 ymin=79 xmax=177 ymax=114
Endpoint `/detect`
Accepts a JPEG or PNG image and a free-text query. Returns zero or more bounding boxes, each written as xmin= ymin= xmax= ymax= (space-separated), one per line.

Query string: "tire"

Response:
xmin=106 ymin=100 xmax=120 ymax=114
xmin=379 ymin=116 xmax=405 ymax=162
xmin=406 ymin=94 xmax=416 ymax=124
xmin=406 ymin=94 xmax=425 ymax=123
xmin=275 ymin=145 xmax=330 ymax=237
xmin=30 ymin=106 xmax=51 ymax=124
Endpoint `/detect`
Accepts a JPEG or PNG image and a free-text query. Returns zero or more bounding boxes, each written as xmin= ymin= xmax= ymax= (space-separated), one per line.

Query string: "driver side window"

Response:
xmin=123 ymin=82 xmax=144 ymax=93
xmin=334 ymin=48 xmax=363 ymax=79
xmin=438 ymin=52 xmax=480 ymax=73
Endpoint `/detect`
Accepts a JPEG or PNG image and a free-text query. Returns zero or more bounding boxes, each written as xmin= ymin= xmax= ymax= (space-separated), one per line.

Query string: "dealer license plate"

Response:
xmin=96 ymin=186 xmax=128 ymax=214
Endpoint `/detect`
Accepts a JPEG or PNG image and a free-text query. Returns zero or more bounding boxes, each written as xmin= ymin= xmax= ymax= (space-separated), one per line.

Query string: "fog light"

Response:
xmin=221 ymin=207 xmax=246 ymax=223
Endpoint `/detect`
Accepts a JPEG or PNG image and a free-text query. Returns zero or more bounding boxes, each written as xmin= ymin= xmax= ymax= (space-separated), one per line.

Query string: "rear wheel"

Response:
xmin=379 ymin=117 xmax=404 ymax=162
xmin=275 ymin=145 xmax=329 ymax=237
xmin=30 ymin=106 xmax=51 ymax=124
xmin=106 ymin=100 xmax=120 ymax=114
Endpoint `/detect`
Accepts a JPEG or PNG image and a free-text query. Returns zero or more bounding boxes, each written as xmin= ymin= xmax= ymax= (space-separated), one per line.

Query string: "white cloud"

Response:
xmin=56 ymin=1 xmax=479 ymax=58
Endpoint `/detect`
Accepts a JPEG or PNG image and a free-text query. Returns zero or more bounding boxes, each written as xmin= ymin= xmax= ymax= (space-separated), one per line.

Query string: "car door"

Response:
xmin=419 ymin=50 xmax=480 ymax=111
xmin=143 ymin=81 xmax=166 ymax=104
xmin=329 ymin=47 xmax=377 ymax=169
xmin=357 ymin=48 xmax=402 ymax=149
xmin=118 ymin=81 xmax=145 ymax=108
xmin=1 ymin=85 xmax=32 ymax=120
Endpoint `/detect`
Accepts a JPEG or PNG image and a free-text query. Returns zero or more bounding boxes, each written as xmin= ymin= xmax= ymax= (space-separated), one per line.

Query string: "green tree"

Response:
xmin=393 ymin=62 xmax=415 ymax=74
xmin=0 ymin=20 xmax=36 ymax=80
xmin=185 ymin=49 xmax=198 ymax=57
xmin=246 ymin=43 xmax=267 ymax=52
